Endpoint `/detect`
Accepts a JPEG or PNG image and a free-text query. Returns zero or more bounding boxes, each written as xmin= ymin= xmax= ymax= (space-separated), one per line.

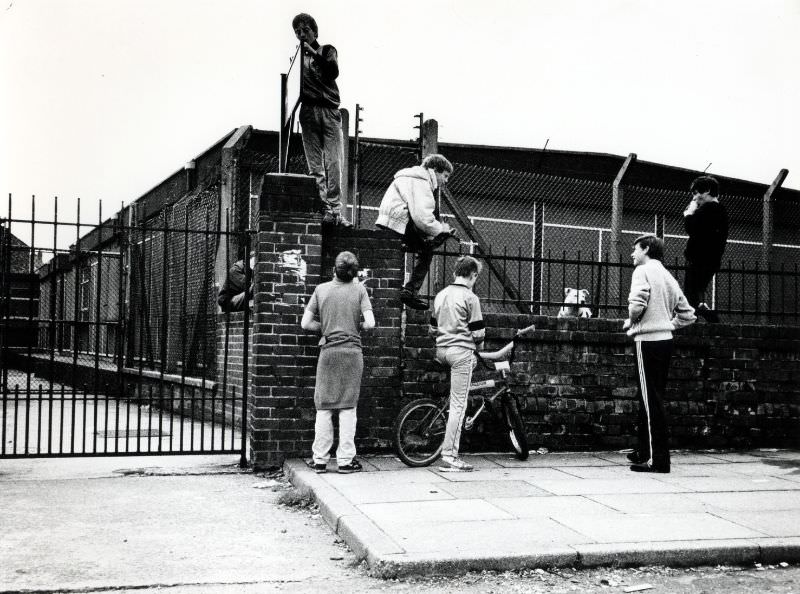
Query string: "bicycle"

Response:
xmin=393 ymin=324 xmax=536 ymax=467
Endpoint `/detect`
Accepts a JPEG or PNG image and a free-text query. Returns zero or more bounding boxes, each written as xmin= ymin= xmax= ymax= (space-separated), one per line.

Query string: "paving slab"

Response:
xmin=530 ymin=476 xmax=690 ymax=495
xmin=433 ymin=479 xmax=549 ymax=498
xmin=659 ymin=475 xmax=800 ymax=492
xmin=685 ymin=490 xmax=800 ymax=511
xmin=379 ymin=517 xmax=588 ymax=555
xmin=359 ymin=498 xmax=513 ymax=525
xmin=427 ymin=466 xmax=574 ymax=482
xmin=489 ymin=494 xmax=617 ymax=518
xmin=587 ymin=492 xmax=712 ymax=514
xmin=724 ymin=461 xmax=800 ymax=477
xmin=286 ymin=450 xmax=800 ymax=577
xmin=712 ymin=510 xmax=800 ymax=538
xmin=559 ymin=511 xmax=765 ymax=542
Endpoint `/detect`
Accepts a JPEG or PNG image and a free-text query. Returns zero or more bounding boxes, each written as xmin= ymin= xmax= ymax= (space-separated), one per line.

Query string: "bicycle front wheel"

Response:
xmin=393 ymin=398 xmax=447 ymax=467
xmin=502 ymin=395 xmax=529 ymax=460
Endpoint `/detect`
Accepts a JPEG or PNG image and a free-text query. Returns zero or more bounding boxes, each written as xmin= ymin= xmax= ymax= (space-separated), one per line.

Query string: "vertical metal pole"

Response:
xmin=0 ymin=194 xmax=9 ymax=412
xmin=610 ymin=153 xmax=636 ymax=261
xmin=279 ymin=73 xmax=288 ymax=174
xmin=72 ymin=198 xmax=83 ymax=453
xmin=27 ymin=195 xmax=35 ymax=398
xmin=760 ymin=169 xmax=788 ymax=320
xmin=159 ymin=209 xmax=170 ymax=380
xmin=240 ymin=231 xmax=251 ymax=468
xmin=353 ymin=104 xmax=362 ymax=228
xmin=93 ymin=202 xmax=102 ymax=452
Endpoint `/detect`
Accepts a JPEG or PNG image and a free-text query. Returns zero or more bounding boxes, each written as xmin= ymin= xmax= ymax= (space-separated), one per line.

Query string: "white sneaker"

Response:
xmin=438 ymin=456 xmax=473 ymax=472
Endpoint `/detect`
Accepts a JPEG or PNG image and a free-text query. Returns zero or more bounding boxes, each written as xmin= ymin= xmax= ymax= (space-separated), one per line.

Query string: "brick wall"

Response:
xmin=248 ymin=174 xmax=799 ymax=469
xmin=215 ymin=311 xmax=252 ymax=428
xmin=402 ymin=313 xmax=800 ymax=452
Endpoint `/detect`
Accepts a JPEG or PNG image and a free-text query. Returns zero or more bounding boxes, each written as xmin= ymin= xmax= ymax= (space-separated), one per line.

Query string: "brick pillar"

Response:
xmin=250 ymin=173 xmax=322 ymax=468
xmin=249 ymin=173 xmax=408 ymax=467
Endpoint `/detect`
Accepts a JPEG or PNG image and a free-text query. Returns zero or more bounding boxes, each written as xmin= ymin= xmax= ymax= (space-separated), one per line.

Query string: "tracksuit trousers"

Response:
xmin=634 ymin=339 xmax=674 ymax=471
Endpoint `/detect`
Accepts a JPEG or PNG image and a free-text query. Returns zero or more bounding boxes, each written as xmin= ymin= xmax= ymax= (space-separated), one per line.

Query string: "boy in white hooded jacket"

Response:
xmin=376 ymin=154 xmax=455 ymax=310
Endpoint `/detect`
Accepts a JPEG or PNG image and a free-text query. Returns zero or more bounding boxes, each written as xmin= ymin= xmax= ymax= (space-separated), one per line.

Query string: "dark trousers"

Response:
xmin=634 ymin=339 xmax=673 ymax=470
xmin=378 ymin=224 xmax=434 ymax=295
xmin=683 ymin=262 xmax=717 ymax=308
xmin=402 ymin=224 xmax=435 ymax=294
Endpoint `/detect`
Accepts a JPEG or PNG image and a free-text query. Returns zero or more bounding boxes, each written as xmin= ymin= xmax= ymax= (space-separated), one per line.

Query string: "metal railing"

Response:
xmin=1 ymin=194 xmax=250 ymax=460
xmin=417 ymin=245 xmax=800 ymax=325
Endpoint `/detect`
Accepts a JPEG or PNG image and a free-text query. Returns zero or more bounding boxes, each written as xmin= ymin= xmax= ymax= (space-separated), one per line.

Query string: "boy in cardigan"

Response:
xmin=623 ymin=235 xmax=696 ymax=473
xmin=429 ymin=256 xmax=485 ymax=472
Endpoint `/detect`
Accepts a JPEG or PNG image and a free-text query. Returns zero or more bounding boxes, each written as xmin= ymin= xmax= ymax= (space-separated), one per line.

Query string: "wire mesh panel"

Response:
xmin=342 ymin=139 xmax=799 ymax=323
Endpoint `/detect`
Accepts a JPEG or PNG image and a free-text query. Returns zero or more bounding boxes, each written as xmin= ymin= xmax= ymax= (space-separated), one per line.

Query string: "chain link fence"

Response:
xmin=346 ymin=139 xmax=799 ymax=323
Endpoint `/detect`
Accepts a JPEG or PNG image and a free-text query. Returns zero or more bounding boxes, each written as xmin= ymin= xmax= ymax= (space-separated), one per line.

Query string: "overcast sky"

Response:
xmin=2 ymin=0 xmax=799 ymax=247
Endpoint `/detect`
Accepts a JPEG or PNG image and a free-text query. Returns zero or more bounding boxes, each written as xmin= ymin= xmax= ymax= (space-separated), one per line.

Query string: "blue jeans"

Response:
xmin=299 ymin=104 xmax=344 ymax=215
xmin=436 ymin=347 xmax=476 ymax=459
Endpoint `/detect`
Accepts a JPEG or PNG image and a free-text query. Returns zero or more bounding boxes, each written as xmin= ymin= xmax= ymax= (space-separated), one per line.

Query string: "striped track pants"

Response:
xmin=634 ymin=339 xmax=674 ymax=470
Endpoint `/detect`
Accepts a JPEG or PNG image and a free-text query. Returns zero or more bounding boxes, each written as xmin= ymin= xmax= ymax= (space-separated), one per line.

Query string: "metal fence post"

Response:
xmin=760 ymin=168 xmax=789 ymax=320
xmin=340 ymin=107 xmax=350 ymax=224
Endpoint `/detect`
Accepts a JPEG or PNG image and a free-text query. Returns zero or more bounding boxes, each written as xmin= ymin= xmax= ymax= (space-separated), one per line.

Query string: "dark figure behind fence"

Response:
xmin=218 ymin=256 xmax=255 ymax=312
xmin=682 ymin=175 xmax=728 ymax=323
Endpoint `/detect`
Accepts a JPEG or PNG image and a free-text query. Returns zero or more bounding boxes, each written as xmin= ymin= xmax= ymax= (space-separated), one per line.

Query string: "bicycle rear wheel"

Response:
xmin=394 ymin=398 xmax=447 ymax=467
xmin=502 ymin=395 xmax=529 ymax=460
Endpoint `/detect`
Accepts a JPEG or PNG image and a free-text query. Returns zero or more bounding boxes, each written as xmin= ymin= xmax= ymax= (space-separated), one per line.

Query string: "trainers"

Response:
xmin=322 ymin=211 xmax=353 ymax=228
xmin=336 ymin=215 xmax=353 ymax=228
xmin=438 ymin=457 xmax=473 ymax=472
xmin=337 ymin=459 xmax=363 ymax=474
xmin=306 ymin=459 xmax=327 ymax=474
xmin=399 ymin=290 xmax=429 ymax=311
xmin=626 ymin=451 xmax=645 ymax=464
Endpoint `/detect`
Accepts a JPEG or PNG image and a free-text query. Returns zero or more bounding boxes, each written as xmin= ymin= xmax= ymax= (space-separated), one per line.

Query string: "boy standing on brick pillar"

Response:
xmin=623 ymin=235 xmax=696 ymax=473
xmin=301 ymin=251 xmax=374 ymax=474
xmin=292 ymin=13 xmax=351 ymax=228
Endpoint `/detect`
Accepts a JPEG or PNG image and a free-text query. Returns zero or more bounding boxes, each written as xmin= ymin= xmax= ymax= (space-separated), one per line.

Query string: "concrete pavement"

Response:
xmin=286 ymin=449 xmax=800 ymax=578
xmin=0 ymin=455 xmax=362 ymax=592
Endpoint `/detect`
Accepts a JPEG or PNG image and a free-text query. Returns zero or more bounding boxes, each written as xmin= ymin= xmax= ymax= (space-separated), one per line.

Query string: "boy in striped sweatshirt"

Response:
xmin=429 ymin=256 xmax=485 ymax=472
xmin=623 ymin=235 xmax=696 ymax=473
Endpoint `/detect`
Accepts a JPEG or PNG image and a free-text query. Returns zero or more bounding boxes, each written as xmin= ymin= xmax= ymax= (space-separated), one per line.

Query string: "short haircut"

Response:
xmin=453 ymin=255 xmax=482 ymax=278
xmin=633 ymin=234 xmax=664 ymax=261
xmin=292 ymin=13 xmax=318 ymax=35
xmin=690 ymin=175 xmax=719 ymax=197
xmin=421 ymin=154 xmax=454 ymax=174
xmin=334 ymin=250 xmax=359 ymax=281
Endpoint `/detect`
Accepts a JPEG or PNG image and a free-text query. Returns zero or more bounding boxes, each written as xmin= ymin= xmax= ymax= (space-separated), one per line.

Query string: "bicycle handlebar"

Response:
xmin=476 ymin=324 xmax=536 ymax=368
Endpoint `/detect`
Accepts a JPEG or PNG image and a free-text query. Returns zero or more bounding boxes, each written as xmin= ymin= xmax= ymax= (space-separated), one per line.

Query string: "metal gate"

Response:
xmin=1 ymin=195 xmax=251 ymax=463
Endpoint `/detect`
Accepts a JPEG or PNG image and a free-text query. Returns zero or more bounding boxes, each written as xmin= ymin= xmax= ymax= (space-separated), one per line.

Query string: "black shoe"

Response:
xmin=626 ymin=451 xmax=645 ymax=464
xmin=322 ymin=212 xmax=353 ymax=228
xmin=399 ymin=290 xmax=429 ymax=311
xmin=629 ymin=462 xmax=669 ymax=473
xmin=306 ymin=459 xmax=327 ymax=474
xmin=337 ymin=459 xmax=363 ymax=474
